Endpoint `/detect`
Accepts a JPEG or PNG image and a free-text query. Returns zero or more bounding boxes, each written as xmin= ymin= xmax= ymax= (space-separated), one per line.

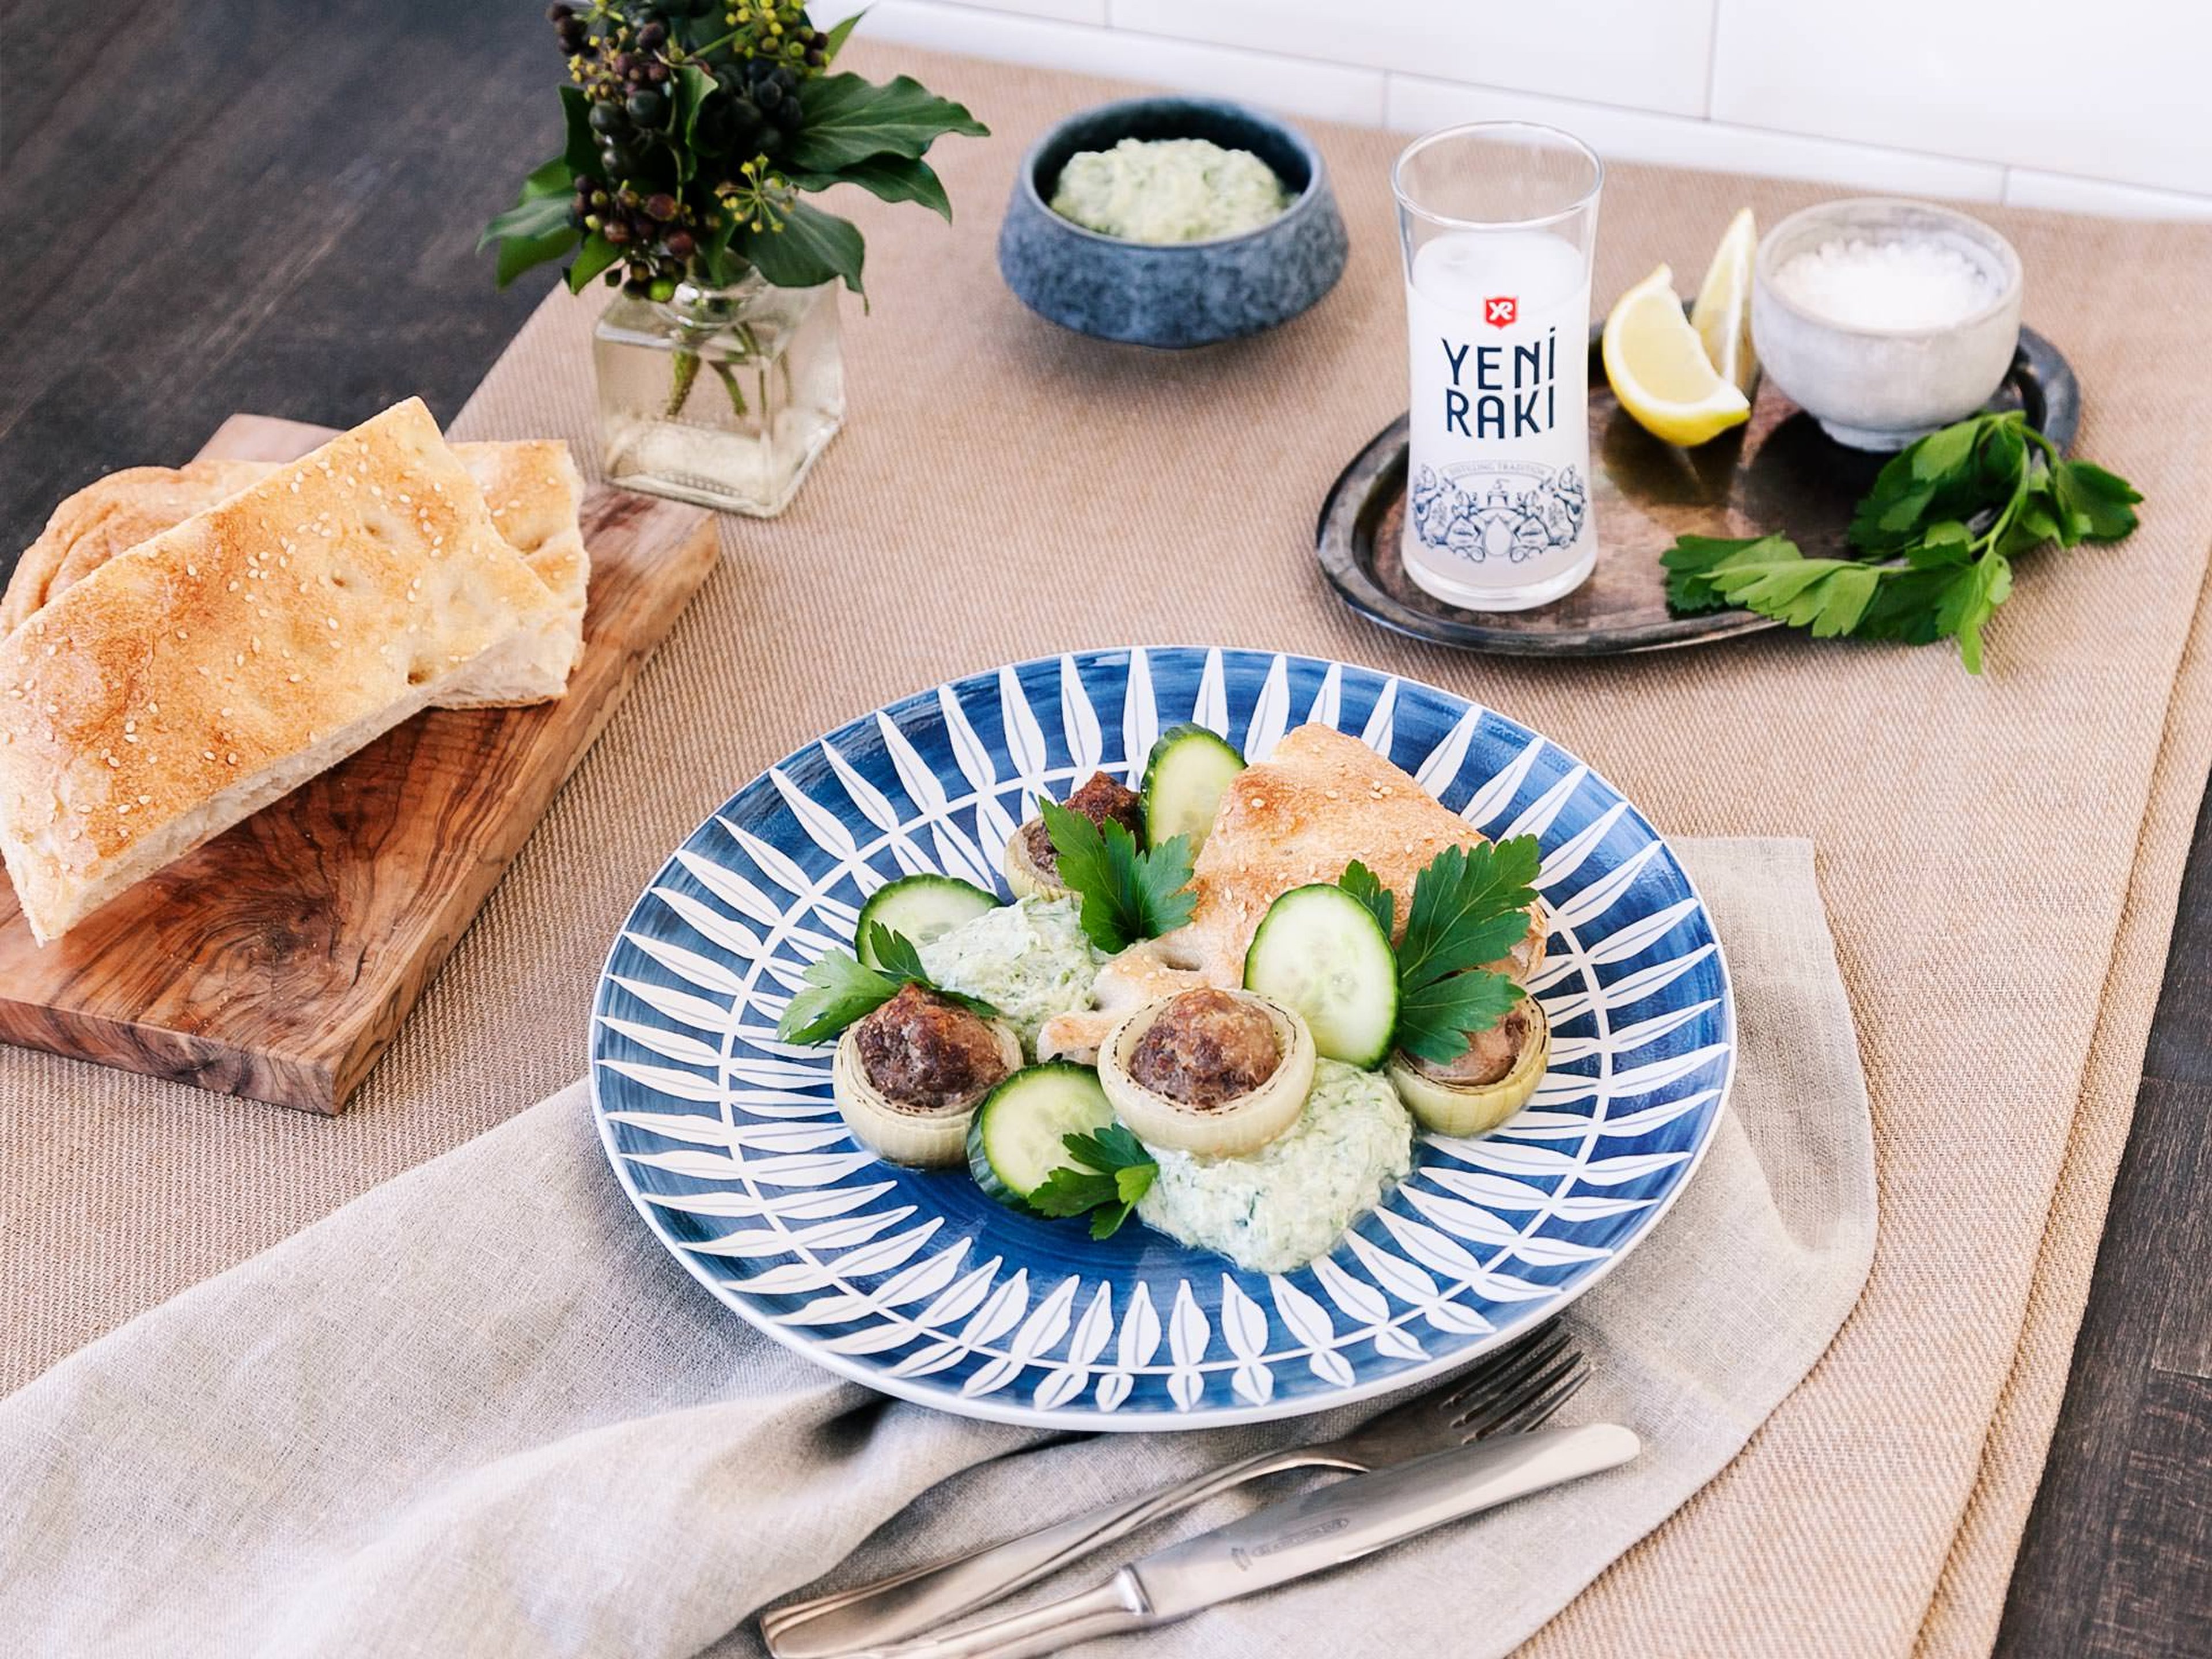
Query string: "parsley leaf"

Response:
xmin=1041 ymin=799 xmax=1197 ymax=954
xmin=1338 ymin=859 xmax=1396 ymax=938
xmin=1395 ymin=838 xmax=1542 ymax=993
xmin=861 ymin=924 xmax=998 ymax=1018
xmin=775 ymin=926 xmax=995 ymax=1043
xmin=1028 ymin=1125 xmax=1158 ymax=1238
xmin=1387 ymin=836 xmax=1540 ymax=1067
xmin=1666 ymin=411 xmax=2142 ymax=673
xmin=775 ymin=949 xmax=897 ymax=1044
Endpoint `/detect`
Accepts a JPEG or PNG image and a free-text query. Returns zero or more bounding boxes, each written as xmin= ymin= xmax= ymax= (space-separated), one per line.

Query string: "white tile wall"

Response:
xmin=816 ymin=0 xmax=2212 ymax=220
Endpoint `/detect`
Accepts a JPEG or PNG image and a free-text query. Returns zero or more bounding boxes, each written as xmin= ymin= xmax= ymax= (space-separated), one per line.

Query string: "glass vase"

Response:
xmin=593 ymin=271 xmax=845 ymax=517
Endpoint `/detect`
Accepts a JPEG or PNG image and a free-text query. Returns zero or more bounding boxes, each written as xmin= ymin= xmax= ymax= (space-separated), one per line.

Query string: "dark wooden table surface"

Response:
xmin=5 ymin=1 xmax=2206 ymax=1649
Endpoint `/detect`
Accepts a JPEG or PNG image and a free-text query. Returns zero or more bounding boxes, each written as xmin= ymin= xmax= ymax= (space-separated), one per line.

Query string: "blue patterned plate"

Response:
xmin=590 ymin=649 xmax=1733 ymax=1429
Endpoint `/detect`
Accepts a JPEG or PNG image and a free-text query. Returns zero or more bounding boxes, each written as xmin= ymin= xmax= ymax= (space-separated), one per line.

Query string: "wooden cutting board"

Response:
xmin=0 ymin=415 xmax=718 ymax=1113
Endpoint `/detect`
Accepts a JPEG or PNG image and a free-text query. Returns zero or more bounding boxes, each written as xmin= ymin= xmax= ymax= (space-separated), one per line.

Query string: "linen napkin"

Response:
xmin=0 ymin=838 xmax=1871 ymax=1658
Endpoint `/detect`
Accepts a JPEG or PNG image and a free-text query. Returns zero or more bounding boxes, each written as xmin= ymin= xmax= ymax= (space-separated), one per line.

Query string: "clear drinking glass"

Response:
xmin=1392 ymin=123 xmax=1603 ymax=611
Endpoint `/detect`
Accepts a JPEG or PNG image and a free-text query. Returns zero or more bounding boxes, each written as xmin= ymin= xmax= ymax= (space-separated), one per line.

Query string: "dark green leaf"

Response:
xmin=738 ymin=199 xmax=867 ymax=294
xmin=1029 ymin=1125 xmax=1158 ymax=1238
xmin=1910 ymin=417 xmax=1981 ymax=482
xmin=775 ymin=949 xmax=897 ymax=1043
xmin=521 ymin=155 xmax=574 ymax=199
xmin=1853 ymin=566 xmax=1956 ymax=645
xmin=2056 ymin=460 xmax=2143 ymax=541
xmin=859 ymin=923 xmax=998 ymax=1017
xmin=495 ymin=222 xmax=579 ymax=287
xmin=1395 ymin=972 xmax=1527 ymax=1067
xmin=786 ymin=73 xmax=988 ymax=173
xmin=824 ymin=9 xmax=865 ymax=62
xmin=1395 ymin=837 xmax=1541 ymax=997
xmin=1661 ymin=533 xmax=1787 ymax=614
xmin=783 ymin=153 xmax=952 ymax=220
xmin=1976 ymin=416 xmax=2027 ymax=497
xmin=1337 ymin=860 xmax=1396 ymax=940
xmin=566 ymin=229 xmax=622 ymax=293
xmin=1933 ymin=554 xmax=2013 ymax=675
xmin=1906 ymin=520 xmax=1975 ymax=569
xmin=1041 ymin=800 xmax=1196 ymax=953
xmin=481 ymin=183 xmax=574 ymax=248
xmin=560 ymin=84 xmax=599 ymax=175
xmin=676 ymin=63 xmax=717 ymax=177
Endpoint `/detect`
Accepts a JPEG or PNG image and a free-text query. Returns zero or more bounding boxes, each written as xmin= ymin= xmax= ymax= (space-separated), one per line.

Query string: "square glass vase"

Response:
xmin=593 ymin=272 xmax=845 ymax=517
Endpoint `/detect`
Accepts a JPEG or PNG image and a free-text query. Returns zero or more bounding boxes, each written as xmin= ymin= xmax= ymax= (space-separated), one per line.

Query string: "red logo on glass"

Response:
xmin=1483 ymin=296 xmax=1518 ymax=329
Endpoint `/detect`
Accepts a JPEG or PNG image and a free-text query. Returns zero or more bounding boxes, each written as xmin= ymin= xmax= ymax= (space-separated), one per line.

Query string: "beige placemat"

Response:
xmin=5 ymin=43 xmax=2211 ymax=1655
xmin=0 ymin=841 xmax=1871 ymax=1658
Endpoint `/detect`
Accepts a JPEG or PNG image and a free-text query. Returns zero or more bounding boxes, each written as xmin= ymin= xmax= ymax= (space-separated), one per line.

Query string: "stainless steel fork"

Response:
xmin=760 ymin=1321 xmax=1586 ymax=1658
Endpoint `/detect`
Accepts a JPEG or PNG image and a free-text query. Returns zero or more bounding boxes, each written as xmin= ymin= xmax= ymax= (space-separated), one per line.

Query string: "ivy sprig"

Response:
xmin=1663 ymin=412 xmax=2142 ymax=673
xmin=481 ymin=5 xmax=987 ymax=300
xmin=774 ymin=924 xmax=996 ymax=1045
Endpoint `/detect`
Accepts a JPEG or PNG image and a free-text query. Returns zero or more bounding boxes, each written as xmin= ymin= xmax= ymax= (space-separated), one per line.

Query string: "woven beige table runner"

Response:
xmin=5 ymin=44 xmax=2211 ymax=1656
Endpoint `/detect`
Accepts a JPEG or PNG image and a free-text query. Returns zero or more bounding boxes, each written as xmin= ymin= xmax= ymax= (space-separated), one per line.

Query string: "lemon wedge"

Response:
xmin=1690 ymin=207 xmax=1759 ymax=397
xmin=1603 ymin=263 xmax=1751 ymax=447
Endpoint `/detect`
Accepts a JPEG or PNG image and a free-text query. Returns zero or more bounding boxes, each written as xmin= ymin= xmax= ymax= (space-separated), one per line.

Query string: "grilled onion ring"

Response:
xmin=832 ymin=1015 xmax=1023 ymax=1168
xmin=1386 ymin=998 xmax=1550 ymax=1138
xmin=1099 ymin=990 xmax=1316 ymax=1158
xmin=1002 ymin=819 xmax=1070 ymax=902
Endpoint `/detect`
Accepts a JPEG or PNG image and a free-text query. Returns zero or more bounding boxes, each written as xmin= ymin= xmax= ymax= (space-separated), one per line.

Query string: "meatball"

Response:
xmin=1021 ymin=770 xmax=1145 ymax=879
xmin=854 ymin=984 xmax=1010 ymax=1113
xmin=1408 ymin=1003 xmax=1531 ymax=1087
xmin=1127 ymin=988 xmax=1281 ymax=1108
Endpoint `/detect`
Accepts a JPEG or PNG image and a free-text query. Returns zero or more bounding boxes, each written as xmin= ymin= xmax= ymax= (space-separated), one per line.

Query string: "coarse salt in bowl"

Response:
xmin=1751 ymin=198 xmax=2023 ymax=450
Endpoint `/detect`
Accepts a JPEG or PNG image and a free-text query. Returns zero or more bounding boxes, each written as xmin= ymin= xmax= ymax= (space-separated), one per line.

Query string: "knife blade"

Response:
xmin=861 ymin=1421 xmax=1639 ymax=1659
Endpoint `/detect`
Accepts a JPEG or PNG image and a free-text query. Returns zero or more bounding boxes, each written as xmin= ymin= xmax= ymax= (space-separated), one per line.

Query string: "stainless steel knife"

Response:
xmin=841 ymin=1421 xmax=1639 ymax=1659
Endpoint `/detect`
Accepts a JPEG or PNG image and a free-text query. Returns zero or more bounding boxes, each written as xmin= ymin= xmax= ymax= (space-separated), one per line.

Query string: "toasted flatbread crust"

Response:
xmin=1036 ymin=723 xmax=1546 ymax=1059
xmin=0 ymin=399 xmax=560 ymax=942
xmin=0 ymin=442 xmax=588 ymax=699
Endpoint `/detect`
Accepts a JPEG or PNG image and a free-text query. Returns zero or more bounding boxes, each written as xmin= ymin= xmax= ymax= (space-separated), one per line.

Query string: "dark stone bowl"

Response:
xmin=997 ymin=97 xmax=1350 ymax=349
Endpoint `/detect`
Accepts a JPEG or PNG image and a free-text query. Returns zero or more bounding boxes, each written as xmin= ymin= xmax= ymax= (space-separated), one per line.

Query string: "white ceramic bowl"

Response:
xmin=1751 ymin=198 xmax=2022 ymax=450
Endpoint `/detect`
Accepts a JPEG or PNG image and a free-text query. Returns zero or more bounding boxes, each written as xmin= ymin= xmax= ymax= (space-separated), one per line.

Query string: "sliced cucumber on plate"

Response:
xmin=1141 ymin=724 xmax=1245 ymax=853
xmin=1243 ymin=882 xmax=1399 ymax=1069
xmin=855 ymin=874 xmax=1000 ymax=968
xmin=968 ymin=1063 xmax=1116 ymax=1210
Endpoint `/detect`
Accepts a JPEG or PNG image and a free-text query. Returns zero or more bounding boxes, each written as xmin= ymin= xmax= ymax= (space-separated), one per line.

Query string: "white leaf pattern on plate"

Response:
xmin=591 ymin=650 xmax=1732 ymax=1429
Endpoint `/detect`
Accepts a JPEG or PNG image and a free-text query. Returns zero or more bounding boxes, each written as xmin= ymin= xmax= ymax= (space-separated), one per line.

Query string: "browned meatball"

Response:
xmin=1407 ymin=1003 xmax=1532 ymax=1087
xmin=854 ymin=984 xmax=1010 ymax=1112
xmin=1127 ymin=988 xmax=1281 ymax=1108
xmin=1021 ymin=771 xmax=1145 ymax=879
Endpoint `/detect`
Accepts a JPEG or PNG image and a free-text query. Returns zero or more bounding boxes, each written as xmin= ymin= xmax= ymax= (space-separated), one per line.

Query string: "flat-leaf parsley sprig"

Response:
xmin=774 ymin=924 xmax=997 ymax=1044
xmin=1028 ymin=1126 xmax=1159 ymax=1239
xmin=1339 ymin=835 xmax=1542 ymax=1066
xmin=1663 ymin=411 xmax=2142 ymax=673
xmin=1040 ymin=798 xmax=1197 ymax=954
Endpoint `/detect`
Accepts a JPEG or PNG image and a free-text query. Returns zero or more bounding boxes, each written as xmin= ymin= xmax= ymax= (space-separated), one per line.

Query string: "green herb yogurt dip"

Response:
xmin=918 ymin=896 xmax=1103 ymax=1055
xmin=1135 ymin=1059 xmax=1413 ymax=1272
xmin=1049 ymin=137 xmax=1293 ymax=244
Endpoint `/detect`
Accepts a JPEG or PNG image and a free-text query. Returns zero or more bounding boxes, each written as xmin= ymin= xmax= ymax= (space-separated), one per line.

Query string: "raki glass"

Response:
xmin=1392 ymin=123 xmax=1603 ymax=611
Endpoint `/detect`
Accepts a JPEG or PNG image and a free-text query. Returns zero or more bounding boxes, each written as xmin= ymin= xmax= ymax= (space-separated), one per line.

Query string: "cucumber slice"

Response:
xmin=967 ymin=1062 xmax=1115 ymax=1210
xmin=1243 ymin=883 xmax=1399 ymax=1068
xmin=855 ymin=874 xmax=1000 ymax=968
xmin=1141 ymin=724 xmax=1245 ymax=853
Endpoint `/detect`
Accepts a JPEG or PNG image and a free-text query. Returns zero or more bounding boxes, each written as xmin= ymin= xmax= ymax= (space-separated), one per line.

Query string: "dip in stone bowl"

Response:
xmin=998 ymin=96 xmax=1349 ymax=348
xmin=1751 ymin=197 xmax=2024 ymax=450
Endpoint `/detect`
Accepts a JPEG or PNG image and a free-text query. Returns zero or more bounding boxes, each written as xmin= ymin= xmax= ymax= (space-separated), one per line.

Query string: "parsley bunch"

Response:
xmin=1027 ymin=1126 xmax=1159 ymax=1239
xmin=1339 ymin=835 xmax=1541 ymax=1065
xmin=774 ymin=924 xmax=995 ymax=1044
xmin=1040 ymin=800 xmax=1196 ymax=953
xmin=1664 ymin=411 xmax=2142 ymax=673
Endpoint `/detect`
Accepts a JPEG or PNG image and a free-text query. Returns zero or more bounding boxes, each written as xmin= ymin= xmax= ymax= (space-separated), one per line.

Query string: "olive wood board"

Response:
xmin=0 ymin=415 xmax=719 ymax=1113
xmin=1318 ymin=324 xmax=2079 ymax=656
